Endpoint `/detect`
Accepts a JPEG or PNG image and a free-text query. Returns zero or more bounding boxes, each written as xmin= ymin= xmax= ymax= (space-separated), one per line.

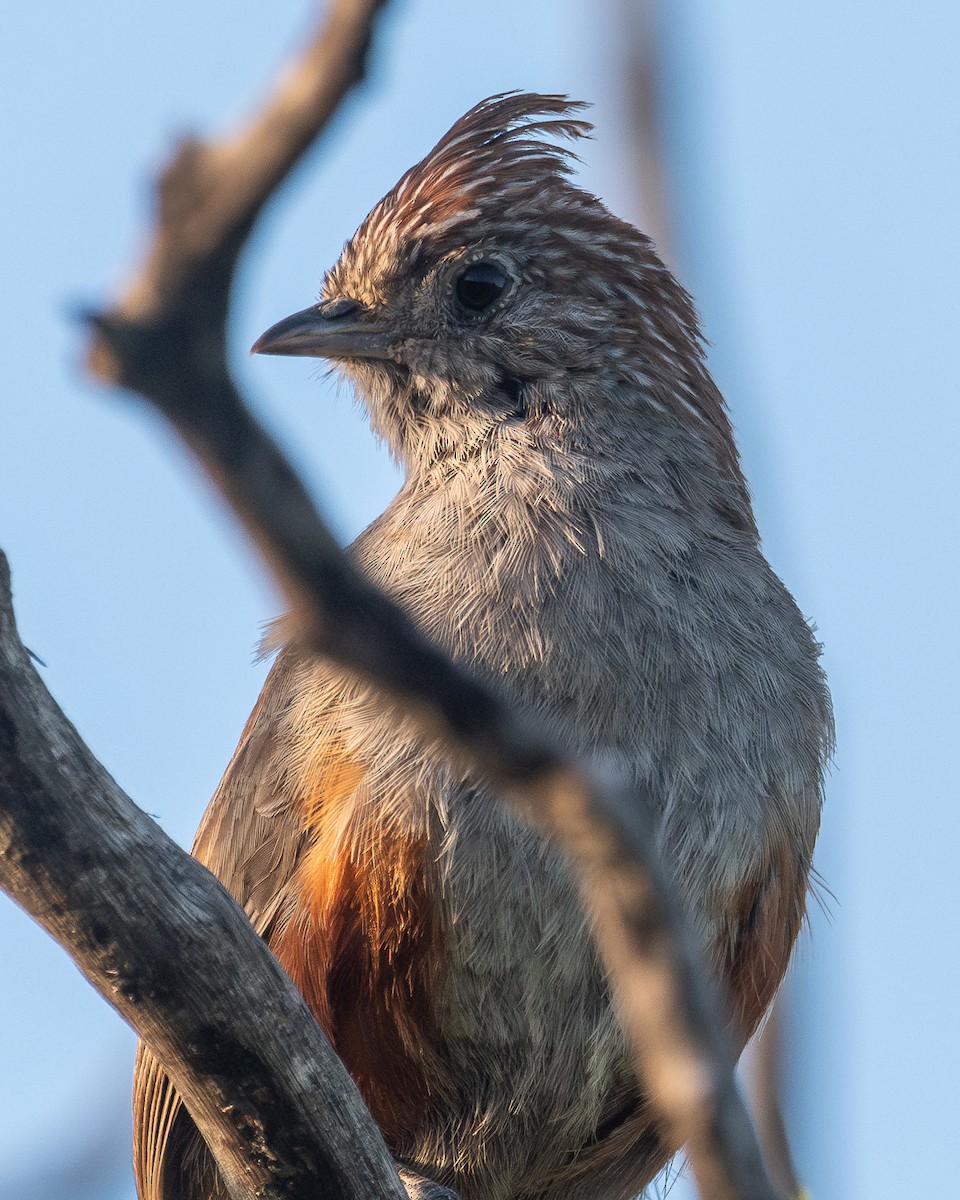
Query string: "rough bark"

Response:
xmin=0 ymin=551 xmax=406 ymax=1200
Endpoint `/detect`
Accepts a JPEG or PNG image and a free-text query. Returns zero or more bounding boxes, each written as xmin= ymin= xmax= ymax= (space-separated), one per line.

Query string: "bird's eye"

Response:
xmin=454 ymin=261 xmax=509 ymax=315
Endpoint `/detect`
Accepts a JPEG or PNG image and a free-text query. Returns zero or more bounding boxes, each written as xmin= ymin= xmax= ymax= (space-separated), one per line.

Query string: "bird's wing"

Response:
xmin=132 ymin=650 xmax=316 ymax=1200
xmin=191 ymin=651 xmax=310 ymax=935
xmin=535 ymin=841 xmax=809 ymax=1200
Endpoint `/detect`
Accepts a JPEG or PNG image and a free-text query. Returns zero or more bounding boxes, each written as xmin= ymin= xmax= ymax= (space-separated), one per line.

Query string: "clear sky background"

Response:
xmin=2 ymin=2 xmax=958 ymax=1198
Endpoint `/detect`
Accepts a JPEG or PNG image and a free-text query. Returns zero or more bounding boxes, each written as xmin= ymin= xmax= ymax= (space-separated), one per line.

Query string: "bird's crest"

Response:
xmin=329 ymin=93 xmax=592 ymax=297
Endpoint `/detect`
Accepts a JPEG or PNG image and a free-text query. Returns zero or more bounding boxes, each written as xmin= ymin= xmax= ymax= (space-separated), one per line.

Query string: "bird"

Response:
xmin=133 ymin=93 xmax=832 ymax=1200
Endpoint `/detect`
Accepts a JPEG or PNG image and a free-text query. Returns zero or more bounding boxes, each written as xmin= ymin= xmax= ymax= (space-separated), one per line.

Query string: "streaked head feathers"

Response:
xmin=258 ymin=93 xmax=751 ymax=519
xmin=330 ymin=92 xmax=593 ymax=293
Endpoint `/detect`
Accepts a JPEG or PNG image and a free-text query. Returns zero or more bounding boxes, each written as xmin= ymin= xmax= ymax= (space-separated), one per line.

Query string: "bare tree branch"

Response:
xmin=618 ymin=0 xmax=675 ymax=263
xmin=2 ymin=4 xmax=778 ymax=1200
xmin=0 ymin=552 xmax=406 ymax=1200
xmin=90 ymin=0 xmax=394 ymax=338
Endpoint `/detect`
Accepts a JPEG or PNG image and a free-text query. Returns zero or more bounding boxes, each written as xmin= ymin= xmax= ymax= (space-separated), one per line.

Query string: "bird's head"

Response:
xmin=253 ymin=93 xmax=748 ymax=515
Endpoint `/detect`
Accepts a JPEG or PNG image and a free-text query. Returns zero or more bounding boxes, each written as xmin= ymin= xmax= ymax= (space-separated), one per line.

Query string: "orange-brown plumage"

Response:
xmin=272 ymin=751 xmax=446 ymax=1145
xmin=722 ymin=845 xmax=809 ymax=1038
xmin=133 ymin=93 xmax=831 ymax=1200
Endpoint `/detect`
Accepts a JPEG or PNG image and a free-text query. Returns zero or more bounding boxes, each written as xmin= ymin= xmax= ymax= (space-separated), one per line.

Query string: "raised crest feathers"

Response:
xmin=337 ymin=93 xmax=593 ymax=270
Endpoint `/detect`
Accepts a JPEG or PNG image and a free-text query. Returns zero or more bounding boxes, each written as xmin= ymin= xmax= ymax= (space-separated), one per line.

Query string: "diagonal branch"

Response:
xmin=91 ymin=0 xmax=393 ymax=340
xmin=4 ymin=5 xmax=777 ymax=1200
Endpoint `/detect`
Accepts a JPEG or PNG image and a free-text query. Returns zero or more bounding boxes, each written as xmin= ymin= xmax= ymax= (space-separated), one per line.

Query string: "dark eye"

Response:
xmin=454 ymin=261 xmax=509 ymax=314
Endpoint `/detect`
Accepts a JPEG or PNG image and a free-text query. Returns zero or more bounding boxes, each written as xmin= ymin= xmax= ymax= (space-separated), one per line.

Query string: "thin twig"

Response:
xmin=746 ymin=1004 xmax=804 ymax=1200
xmin=619 ymin=0 xmax=675 ymax=263
xmin=91 ymin=0 xmax=394 ymax=340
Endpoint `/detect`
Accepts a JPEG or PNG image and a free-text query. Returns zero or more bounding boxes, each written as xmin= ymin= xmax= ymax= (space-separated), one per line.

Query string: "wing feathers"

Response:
xmin=133 ymin=652 xmax=313 ymax=1198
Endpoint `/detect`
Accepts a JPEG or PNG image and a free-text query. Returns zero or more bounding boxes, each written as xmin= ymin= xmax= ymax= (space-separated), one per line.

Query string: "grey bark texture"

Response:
xmin=0 ymin=551 xmax=407 ymax=1200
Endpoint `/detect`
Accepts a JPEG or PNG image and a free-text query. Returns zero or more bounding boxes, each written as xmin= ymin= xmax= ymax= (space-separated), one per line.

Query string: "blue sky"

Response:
xmin=2 ymin=3 xmax=958 ymax=1197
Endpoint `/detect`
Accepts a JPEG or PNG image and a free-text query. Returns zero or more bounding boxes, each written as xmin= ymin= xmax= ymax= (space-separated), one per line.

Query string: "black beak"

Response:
xmin=250 ymin=298 xmax=391 ymax=360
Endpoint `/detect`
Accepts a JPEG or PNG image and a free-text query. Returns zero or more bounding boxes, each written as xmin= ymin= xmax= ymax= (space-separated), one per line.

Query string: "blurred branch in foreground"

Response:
xmin=746 ymin=1002 xmax=805 ymax=1200
xmin=618 ymin=0 xmax=673 ymax=261
xmin=618 ymin=3 xmax=809 ymax=1195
